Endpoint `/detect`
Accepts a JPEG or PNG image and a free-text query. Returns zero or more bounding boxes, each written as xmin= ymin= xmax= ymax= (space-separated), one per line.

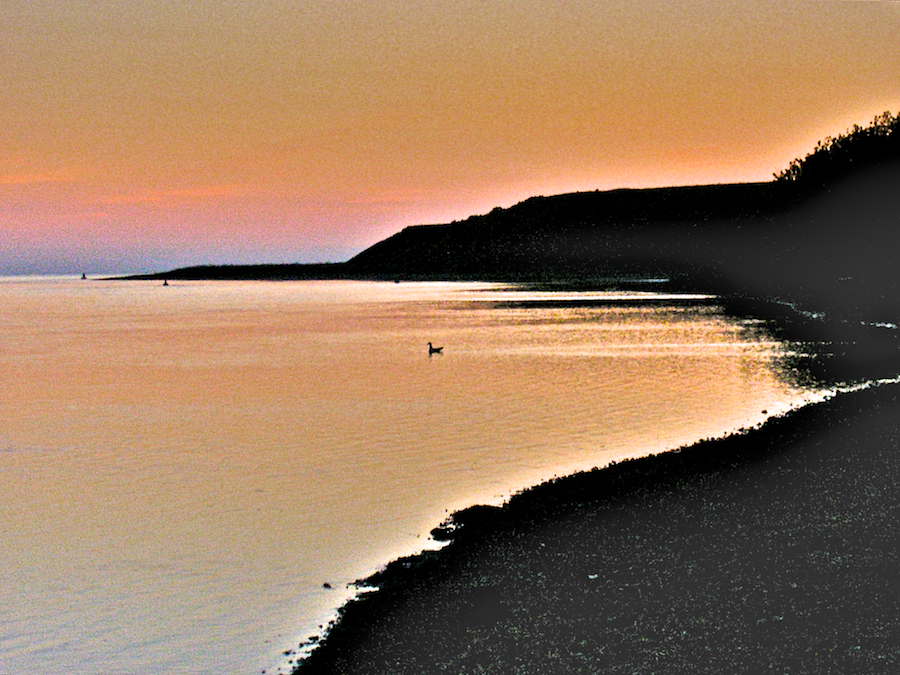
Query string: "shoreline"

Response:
xmin=294 ymin=380 xmax=900 ymax=673
xmin=289 ymin=292 xmax=900 ymax=674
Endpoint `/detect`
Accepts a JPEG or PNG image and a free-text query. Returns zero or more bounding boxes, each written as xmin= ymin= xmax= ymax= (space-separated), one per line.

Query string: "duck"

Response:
xmin=427 ymin=342 xmax=443 ymax=355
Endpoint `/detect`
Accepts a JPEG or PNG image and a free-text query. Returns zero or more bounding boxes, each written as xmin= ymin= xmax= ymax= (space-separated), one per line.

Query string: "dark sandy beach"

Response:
xmin=293 ymin=316 xmax=900 ymax=673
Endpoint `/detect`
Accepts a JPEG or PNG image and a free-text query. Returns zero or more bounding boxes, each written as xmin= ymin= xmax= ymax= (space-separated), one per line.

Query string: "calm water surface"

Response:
xmin=0 ymin=278 xmax=816 ymax=674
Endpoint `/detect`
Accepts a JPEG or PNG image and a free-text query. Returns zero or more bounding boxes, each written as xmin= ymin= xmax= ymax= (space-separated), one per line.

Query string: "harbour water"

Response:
xmin=0 ymin=278 xmax=816 ymax=674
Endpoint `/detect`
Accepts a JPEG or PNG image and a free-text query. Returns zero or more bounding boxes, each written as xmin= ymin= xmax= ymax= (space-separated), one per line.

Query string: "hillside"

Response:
xmin=129 ymin=113 xmax=900 ymax=321
xmin=124 ymin=180 xmax=792 ymax=283
xmin=344 ymin=181 xmax=790 ymax=281
xmin=132 ymin=162 xmax=899 ymax=320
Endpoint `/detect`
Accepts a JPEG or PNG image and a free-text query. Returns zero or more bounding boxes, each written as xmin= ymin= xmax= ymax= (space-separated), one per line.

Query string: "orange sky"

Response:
xmin=1 ymin=0 xmax=898 ymax=274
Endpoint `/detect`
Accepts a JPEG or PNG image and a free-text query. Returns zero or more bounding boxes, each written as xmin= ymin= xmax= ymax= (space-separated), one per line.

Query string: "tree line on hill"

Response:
xmin=774 ymin=110 xmax=899 ymax=187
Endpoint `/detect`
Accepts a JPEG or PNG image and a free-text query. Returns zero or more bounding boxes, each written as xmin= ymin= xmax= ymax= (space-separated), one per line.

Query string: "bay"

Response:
xmin=0 ymin=278 xmax=815 ymax=674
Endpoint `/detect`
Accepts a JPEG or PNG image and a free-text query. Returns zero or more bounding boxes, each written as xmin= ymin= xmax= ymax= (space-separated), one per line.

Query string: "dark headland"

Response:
xmin=137 ymin=115 xmax=900 ymax=673
xmin=127 ymin=112 xmax=900 ymax=324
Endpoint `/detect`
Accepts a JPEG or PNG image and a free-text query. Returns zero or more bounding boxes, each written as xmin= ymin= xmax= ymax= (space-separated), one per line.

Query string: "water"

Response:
xmin=0 ymin=277 xmax=814 ymax=674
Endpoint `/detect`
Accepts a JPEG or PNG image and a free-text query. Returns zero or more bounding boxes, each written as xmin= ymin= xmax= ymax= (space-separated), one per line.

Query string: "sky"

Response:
xmin=1 ymin=0 xmax=898 ymax=275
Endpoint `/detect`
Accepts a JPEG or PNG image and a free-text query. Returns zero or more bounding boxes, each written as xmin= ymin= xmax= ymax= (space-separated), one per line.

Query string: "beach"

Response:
xmin=295 ymin=357 xmax=900 ymax=672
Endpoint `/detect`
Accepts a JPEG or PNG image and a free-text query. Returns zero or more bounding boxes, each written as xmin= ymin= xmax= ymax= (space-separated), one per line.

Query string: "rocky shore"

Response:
xmin=293 ymin=373 xmax=900 ymax=673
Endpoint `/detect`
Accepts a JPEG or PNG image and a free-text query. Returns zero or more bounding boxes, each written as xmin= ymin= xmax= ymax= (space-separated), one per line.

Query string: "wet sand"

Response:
xmin=294 ymin=378 xmax=900 ymax=673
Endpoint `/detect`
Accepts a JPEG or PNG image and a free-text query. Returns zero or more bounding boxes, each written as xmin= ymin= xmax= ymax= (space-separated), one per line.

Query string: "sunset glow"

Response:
xmin=2 ymin=0 xmax=898 ymax=274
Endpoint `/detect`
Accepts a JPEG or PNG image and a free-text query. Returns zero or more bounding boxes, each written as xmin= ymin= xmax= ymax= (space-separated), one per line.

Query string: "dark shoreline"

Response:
xmin=293 ymin=375 xmax=900 ymax=673
xmin=286 ymin=289 xmax=900 ymax=673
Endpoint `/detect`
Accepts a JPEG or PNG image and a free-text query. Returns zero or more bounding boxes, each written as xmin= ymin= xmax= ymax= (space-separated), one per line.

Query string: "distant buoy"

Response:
xmin=163 ymin=279 xmax=169 ymax=286
xmin=81 ymin=273 xmax=87 ymax=280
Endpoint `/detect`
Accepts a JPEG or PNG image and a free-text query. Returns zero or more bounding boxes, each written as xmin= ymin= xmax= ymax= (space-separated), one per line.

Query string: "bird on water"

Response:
xmin=427 ymin=342 xmax=443 ymax=355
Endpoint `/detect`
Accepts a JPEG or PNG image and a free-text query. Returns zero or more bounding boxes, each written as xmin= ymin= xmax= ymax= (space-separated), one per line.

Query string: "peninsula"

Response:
xmin=128 ymin=113 xmax=899 ymax=323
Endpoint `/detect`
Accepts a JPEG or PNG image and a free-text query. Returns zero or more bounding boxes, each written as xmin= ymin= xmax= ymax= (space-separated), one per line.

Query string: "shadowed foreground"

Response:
xmin=295 ymin=383 xmax=900 ymax=673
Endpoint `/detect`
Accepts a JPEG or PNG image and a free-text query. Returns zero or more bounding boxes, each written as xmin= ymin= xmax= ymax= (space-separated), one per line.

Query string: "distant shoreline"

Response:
xmin=118 ymin=157 xmax=900 ymax=330
xmin=115 ymin=180 xmax=793 ymax=285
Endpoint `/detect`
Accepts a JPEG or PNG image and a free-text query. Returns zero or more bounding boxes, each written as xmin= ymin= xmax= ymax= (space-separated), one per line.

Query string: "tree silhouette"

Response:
xmin=774 ymin=110 xmax=900 ymax=187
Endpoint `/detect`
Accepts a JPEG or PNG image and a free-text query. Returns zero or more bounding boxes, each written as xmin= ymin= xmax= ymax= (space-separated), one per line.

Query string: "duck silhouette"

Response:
xmin=427 ymin=342 xmax=443 ymax=355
